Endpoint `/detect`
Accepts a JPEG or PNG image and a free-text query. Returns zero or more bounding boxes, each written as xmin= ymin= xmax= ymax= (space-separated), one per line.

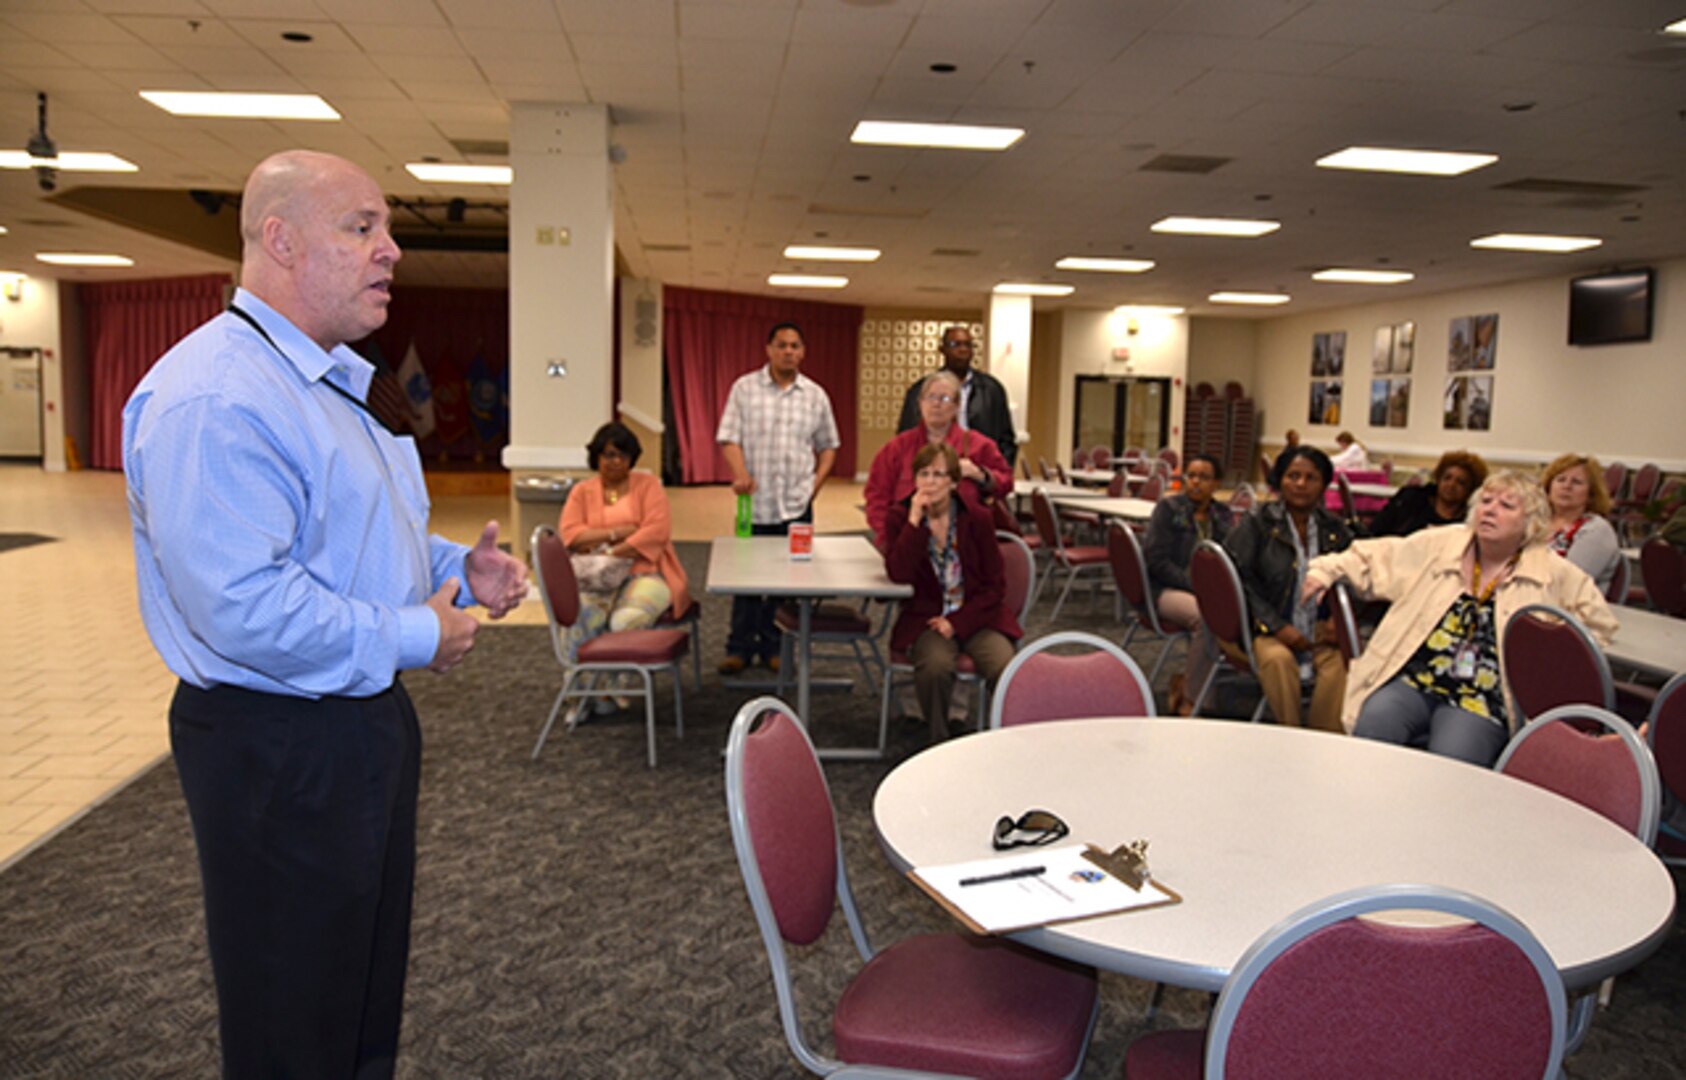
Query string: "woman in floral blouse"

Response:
xmin=1302 ymin=469 xmax=1616 ymax=766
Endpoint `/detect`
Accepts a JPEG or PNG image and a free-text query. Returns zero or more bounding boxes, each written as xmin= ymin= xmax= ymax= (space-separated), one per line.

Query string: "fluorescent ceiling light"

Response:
xmin=1313 ymin=268 xmax=1416 ymax=284
xmin=768 ymin=274 xmax=848 ymax=289
xmin=0 ymin=151 xmax=138 ymax=172
xmin=1316 ymin=146 xmax=1497 ymax=176
xmin=36 ymin=253 xmax=135 ymax=267
xmin=1150 ymin=216 xmax=1279 ymax=238
xmin=1114 ymin=304 xmax=1185 ymax=317
xmin=850 ymin=120 xmax=1024 ymax=151
xmin=0 ymin=225 xmax=8 ymax=235
xmin=1209 ymin=292 xmax=1290 ymax=306
xmin=782 ymin=245 xmax=880 ymax=262
xmin=1663 ymin=17 xmax=1686 ymax=33
xmin=993 ymin=283 xmax=1074 ymax=297
xmin=405 ymin=163 xmax=512 ymax=185
xmin=140 ymin=91 xmax=340 ymax=121
xmin=1055 ymin=256 xmax=1155 ymax=273
xmin=1470 ymin=233 xmax=1602 ymax=254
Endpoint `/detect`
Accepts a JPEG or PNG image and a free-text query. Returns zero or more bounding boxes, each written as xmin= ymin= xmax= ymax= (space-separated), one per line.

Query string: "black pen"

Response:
xmin=959 ymin=865 xmax=1046 ymax=887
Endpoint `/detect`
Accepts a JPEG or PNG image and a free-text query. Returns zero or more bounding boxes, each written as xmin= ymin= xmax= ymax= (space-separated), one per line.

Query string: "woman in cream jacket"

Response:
xmin=1304 ymin=469 xmax=1617 ymax=766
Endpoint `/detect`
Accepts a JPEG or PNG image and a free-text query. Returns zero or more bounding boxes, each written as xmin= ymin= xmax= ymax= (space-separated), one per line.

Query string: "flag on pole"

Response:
xmin=467 ymin=351 xmax=501 ymax=444
xmin=396 ymin=341 xmax=435 ymax=439
xmin=357 ymin=338 xmax=412 ymax=435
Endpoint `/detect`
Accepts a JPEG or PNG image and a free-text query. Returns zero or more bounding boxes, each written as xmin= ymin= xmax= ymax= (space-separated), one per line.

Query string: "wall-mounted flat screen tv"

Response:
xmin=1568 ymin=268 xmax=1654 ymax=346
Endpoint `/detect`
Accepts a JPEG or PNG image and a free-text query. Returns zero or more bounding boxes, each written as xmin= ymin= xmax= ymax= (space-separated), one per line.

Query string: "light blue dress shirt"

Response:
xmin=124 ymin=288 xmax=473 ymax=699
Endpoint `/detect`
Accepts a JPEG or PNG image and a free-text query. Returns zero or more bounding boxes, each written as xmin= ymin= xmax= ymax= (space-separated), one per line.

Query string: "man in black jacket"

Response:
xmin=896 ymin=325 xmax=1017 ymax=465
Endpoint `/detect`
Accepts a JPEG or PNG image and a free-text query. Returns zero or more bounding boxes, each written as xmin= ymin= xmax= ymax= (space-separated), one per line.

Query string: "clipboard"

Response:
xmin=907 ymin=843 xmax=1182 ymax=936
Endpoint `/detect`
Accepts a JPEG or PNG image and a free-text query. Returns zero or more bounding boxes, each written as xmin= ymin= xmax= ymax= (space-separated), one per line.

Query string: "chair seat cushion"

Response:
xmin=576 ymin=628 xmax=689 ymax=664
xmin=775 ymin=602 xmax=872 ymax=634
xmin=1062 ymin=510 xmax=1102 ymax=526
xmin=889 ymin=649 xmax=977 ymax=675
xmin=1060 ymin=545 xmax=1110 ymax=566
xmin=655 ymin=602 xmax=697 ymax=626
xmin=1123 ymin=1027 xmax=1205 ymax=1079
xmin=835 ymin=933 xmax=1097 ymax=1079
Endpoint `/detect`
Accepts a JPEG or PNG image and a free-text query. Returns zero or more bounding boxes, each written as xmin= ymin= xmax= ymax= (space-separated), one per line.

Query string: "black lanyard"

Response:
xmin=227 ymin=304 xmax=393 ymax=434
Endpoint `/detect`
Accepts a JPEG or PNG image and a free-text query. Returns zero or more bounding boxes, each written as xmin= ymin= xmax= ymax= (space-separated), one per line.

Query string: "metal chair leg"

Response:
xmin=640 ymin=668 xmax=657 ymax=768
xmin=672 ymin=662 xmax=684 ymax=739
xmin=533 ymin=669 xmax=579 ymax=759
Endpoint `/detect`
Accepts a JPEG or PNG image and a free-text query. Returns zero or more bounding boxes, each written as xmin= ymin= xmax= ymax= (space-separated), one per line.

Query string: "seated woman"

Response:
xmin=1142 ymin=452 xmax=1234 ymax=713
xmin=1304 ymin=469 xmax=1617 ymax=767
xmin=558 ymin=422 xmax=690 ymax=709
xmin=1329 ymin=431 xmax=1370 ymax=471
xmin=1541 ymin=453 xmax=1622 ymax=592
xmin=881 ymin=442 xmax=1022 ymax=743
xmin=1221 ymin=447 xmax=1354 ymax=731
xmin=1366 ymin=450 xmax=1488 ymax=538
xmin=864 ymin=369 xmax=1012 ymax=548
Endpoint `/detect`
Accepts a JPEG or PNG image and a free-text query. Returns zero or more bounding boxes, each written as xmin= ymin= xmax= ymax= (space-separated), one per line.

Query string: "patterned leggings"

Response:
xmin=561 ymin=574 xmax=674 ymax=669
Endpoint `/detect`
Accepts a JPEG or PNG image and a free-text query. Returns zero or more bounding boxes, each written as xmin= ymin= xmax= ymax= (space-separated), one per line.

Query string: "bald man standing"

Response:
xmin=123 ymin=151 xmax=527 ymax=1078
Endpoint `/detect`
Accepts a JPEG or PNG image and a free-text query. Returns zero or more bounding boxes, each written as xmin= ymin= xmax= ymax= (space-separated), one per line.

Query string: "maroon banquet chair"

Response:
xmin=1640 ymin=538 xmax=1685 ymax=617
xmin=530 ymin=526 xmax=689 ymax=768
xmin=1124 ymin=885 xmax=1567 ymax=1080
xmin=989 ymin=630 xmax=1155 ymax=728
xmin=1186 ymin=540 xmax=1272 ymax=722
xmin=1500 ymin=604 xmax=1614 ymax=723
xmin=1646 ymin=674 xmax=1686 ymax=866
xmin=1031 ymin=488 xmax=1111 ymax=621
xmin=1108 ymin=522 xmax=1194 ymax=687
xmin=725 ymin=698 xmax=1100 ymax=1078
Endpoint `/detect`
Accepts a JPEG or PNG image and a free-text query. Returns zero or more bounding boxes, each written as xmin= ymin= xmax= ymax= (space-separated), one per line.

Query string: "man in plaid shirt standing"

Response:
xmin=716 ymin=322 xmax=841 ymax=673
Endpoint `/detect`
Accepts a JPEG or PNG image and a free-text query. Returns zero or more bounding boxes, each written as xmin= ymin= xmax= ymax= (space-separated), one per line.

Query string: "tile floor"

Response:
xmin=0 ymin=462 xmax=867 ymax=870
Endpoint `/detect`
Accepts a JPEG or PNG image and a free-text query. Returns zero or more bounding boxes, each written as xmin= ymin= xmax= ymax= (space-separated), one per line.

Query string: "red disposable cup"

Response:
xmin=789 ymin=522 xmax=814 ymax=559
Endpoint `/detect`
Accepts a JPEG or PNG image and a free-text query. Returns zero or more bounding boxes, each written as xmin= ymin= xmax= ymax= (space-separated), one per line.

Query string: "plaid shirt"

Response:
xmin=716 ymin=366 xmax=840 ymax=524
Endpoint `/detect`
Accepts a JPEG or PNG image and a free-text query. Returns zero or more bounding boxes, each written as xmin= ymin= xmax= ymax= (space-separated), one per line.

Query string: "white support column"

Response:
xmin=503 ymin=102 xmax=614 ymax=476
xmin=987 ymin=293 xmax=1032 ymax=453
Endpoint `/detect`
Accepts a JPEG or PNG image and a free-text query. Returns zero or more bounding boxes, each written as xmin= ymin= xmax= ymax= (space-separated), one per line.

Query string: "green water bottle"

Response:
xmin=735 ymin=492 xmax=753 ymax=537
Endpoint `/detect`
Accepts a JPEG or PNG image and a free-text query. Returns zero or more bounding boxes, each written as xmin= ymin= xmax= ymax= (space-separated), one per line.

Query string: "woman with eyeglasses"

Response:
xmin=864 ymin=369 xmax=1012 ymax=550
xmin=882 ymin=442 xmax=1022 ymax=742
xmin=557 ymin=422 xmax=690 ymax=715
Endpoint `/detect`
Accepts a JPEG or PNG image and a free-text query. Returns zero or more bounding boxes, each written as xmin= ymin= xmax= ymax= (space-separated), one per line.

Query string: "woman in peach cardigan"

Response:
xmin=558 ymin=423 xmax=690 ymax=704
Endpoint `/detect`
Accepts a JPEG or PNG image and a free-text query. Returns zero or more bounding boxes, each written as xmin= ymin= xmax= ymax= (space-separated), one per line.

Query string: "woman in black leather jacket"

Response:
xmin=1220 ymin=447 xmax=1353 ymax=730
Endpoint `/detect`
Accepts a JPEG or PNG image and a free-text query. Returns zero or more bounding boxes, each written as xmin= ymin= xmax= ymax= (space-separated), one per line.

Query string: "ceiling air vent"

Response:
xmin=643 ymin=243 xmax=691 ymax=252
xmin=449 ymin=138 xmax=510 ymax=157
xmin=1139 ymin=154 xmax=1231 ymax=175
xmin=1493 ymin=178 xmax=1647 ymax=197
xmin=930 ymin=248 xmax=980 ymax=257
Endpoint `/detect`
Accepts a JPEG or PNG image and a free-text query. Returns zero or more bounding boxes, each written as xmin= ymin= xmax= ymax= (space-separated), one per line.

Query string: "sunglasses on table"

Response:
xmin=992 ymin=809 xmax=1069 ymax=850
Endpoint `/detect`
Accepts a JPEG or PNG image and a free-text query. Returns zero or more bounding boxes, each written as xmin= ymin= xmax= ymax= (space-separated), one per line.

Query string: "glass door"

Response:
xmin=1072 ymin=374 xmax=1170 ymax=457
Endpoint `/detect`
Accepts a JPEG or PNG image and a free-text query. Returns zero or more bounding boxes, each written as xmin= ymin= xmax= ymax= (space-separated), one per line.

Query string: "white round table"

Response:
xmin=873 ymin=718 xmax=1676 ymax=993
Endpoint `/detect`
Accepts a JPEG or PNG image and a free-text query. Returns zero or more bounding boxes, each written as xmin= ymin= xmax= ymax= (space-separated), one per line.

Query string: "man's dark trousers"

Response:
xmin=171 ymin=679 xmax=421 ymax=1080
xmin=726 ymin=503 xmax=814 ymax=664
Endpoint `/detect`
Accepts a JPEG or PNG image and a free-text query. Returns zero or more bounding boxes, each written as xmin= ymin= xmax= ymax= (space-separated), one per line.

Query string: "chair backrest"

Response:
xmin=1228 ymin=483 xmax=1256 ymax=513
xmin=1019 ymin=455 xmax=1033 ymax=481
xmin=1106 ymin=471 xmax=1128 ymax=497
xmin=1092 ymin=446 xmax=1112 ymax=470
xmin=989 ymin=497 xmax=1022 ymax=536
xmin=1191 ymin=540 xmax=1256 ymax=669
xmin=1501 ymin=604 xmax=1615 ymax=721
xmin=1136 ymin=474 xmax=1164 ymax=501
xmin=1330 ymin=581 xmax=1363 ymax=662
xmin=1496 ymin=705 xmax=1661 ymax=845
xmin=530 ymin=525 xmax=583 ymax=631
xmin=1054 ymin=462 xmax=1069 ymax=483
xmin=1640 ymin=538 xmax=1685 ymax=617
xmin=1332 ymin=472 xmax=1357 ymax=520
xmin=1259 ymin=452 xmax=1272 ymax=482
xmin=1630 ymin=462 xmax=1661 ymax=502
xmin=725 ymin=697 xmax=870 ymax=1075
xmin=1157 ymin=447 xmax=1179 ymax=471
xmin=1030 ymin=489 xmax=1068 ymax=556
xmin=1207 ymin=884 xmax=1567 ymax=1080
xmin=1646 ymin=674 xmax=1686 ymax=847
xmin=1603 ymin=461 xmax=1628 ymax=502
xmin=996 ymin=531 xmax=1038 ymax=626
xmin=1073 ymin=447 xmax=1091 ymax=469
xmin=1039 ymin=455 xmax=1053 ymax=481
xmin=1106 ymin=521 xmax=1154 ymax=623
xmin=989 ymin=631 xmax=1156 ymax=728
xmin=1604 ymin=552 xmax=1630 ymax=604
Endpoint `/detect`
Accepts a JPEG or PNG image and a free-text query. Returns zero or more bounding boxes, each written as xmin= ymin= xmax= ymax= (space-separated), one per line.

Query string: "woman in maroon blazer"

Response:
xmin=882 ymin=441 xmax=1023 ymax=742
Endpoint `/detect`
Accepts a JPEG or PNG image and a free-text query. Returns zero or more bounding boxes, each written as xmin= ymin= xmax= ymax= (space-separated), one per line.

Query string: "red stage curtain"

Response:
xmin=664 ymin=286 xmax=860 ymax=484
xmin=83 ymin=274 xmax=230 ymax=470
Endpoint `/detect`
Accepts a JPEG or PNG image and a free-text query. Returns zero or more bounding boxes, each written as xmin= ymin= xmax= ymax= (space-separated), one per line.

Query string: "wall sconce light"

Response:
xmin=1 ymin=274 xmax=24 ymax=301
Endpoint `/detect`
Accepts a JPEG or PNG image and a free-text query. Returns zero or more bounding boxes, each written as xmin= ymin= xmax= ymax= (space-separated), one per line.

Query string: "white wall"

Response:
xmin=1054 ymin=307 xmax=1188 ymax=462
xmin=1187 ymin=316 xmax=1259 ymax=400
xmin=617 ymin=276 xmax=663 ymax=433
xmin=0 ymin=274 xmax=66 ymax=470
xmin=1252 ymin=258 xmax=1686 ymax=471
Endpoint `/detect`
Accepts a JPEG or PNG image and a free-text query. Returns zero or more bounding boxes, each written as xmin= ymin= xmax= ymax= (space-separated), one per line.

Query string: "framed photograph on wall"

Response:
xmin=1472 ymin=314 xmax=1498 ymax=370
xmin=1444 ymin=376 xmax=1466 ymax=430
xmin=1370 ymin=379 xmax=1389 ymax=425
xmin=1372 ymin=325 xmax=1394 ymax=374
xmin=1309 ymin=380 xmax=1327 ymax=424
xmin=1393 ymin=321 xmax=1415 ymax=373
xmin=1388 ymin=378 xmax=1411 ymax=427
xmin=1447 ymin=317 xmax=1473 ymax=372
xmin=1466 ymin=375 xmax=1493 ymax=430
xmin=1326 ymin=331 xmax=1346 ymax=376
xmin=1312 ymin=333 xmax=1330 ymax=376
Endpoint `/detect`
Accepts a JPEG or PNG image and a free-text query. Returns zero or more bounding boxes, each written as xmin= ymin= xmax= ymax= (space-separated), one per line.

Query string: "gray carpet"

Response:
xmin=2 ymin=542 xmax=1682 ymax=1078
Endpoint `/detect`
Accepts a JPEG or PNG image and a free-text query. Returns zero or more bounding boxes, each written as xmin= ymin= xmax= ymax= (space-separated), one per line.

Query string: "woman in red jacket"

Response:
xmin=881 ymin=442 xmax=1022 ymax=742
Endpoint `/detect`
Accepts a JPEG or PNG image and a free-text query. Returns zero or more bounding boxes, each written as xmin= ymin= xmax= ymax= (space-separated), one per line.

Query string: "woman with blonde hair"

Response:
xmin=1303 ymin=469 xmax=1616 ymax=766
xmin=1541 ymin=452 xmax=1622 ymax=592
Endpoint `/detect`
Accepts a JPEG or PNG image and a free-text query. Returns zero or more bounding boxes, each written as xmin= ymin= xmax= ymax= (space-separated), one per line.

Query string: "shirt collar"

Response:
xmin=760 ymin=365 xmax=806 ymax=392
xmin=230 ymin=287 xmax=374 ymax=399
